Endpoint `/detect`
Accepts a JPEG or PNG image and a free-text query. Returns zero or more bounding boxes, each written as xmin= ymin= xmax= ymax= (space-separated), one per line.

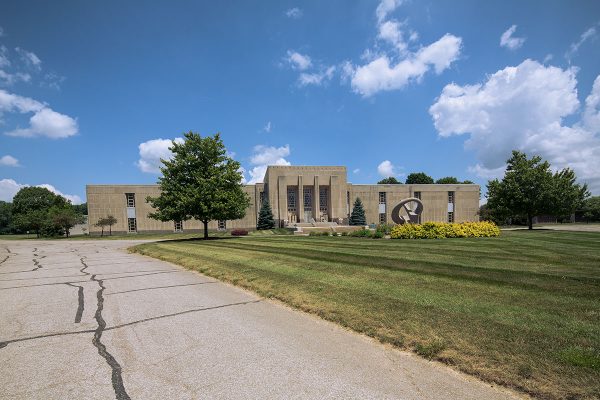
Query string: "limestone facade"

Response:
xmin=87 ymin=165 xmax=479 ymax=234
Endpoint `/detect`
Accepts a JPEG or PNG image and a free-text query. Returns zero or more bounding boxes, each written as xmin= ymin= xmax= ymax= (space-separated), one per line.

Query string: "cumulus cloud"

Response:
xmin=353 ymin=168 xmax=360 ymax=174
xmin=0 ymin=45 xmax=9 ymax=68
xmin=0 ymin=178 xmax=82 ymax=204
xmin=0 ymin=155 xmax=19 ymax=167
xmin=0 ymin=90 xmax=78 ymax=138
xmin=136 ymin=137 xmax=184 ymax=174
xmin=429 ymin=59 xmax=600 ymax=193
xmin=247 ymin=144 xmax=291 ymax=184
xmin=375 ymin=0 xmax=403 ymax=23
xmin=349 ymin=34 xmax=462 ymax=97
xmin=566 ymin=25 xmax=597 ymax=60
xmin=286 ymin=50 xmax=312 ymax=70
xmin=286 ymin=7 xmax=303 ymax=19
xmin=500 ymin=25 xmax=525 ymax=50
xmin=344 ymin=0 xmax=462 ymax=97
xmin=377 ymin=160 xmax=401 ymax=177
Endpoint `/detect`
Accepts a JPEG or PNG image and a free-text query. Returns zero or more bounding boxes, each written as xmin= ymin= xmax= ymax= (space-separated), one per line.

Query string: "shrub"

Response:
xmin=390 ymin=221 xmax=500 ymax=239
xmin=340 ymin=231 xmax=348 ymax=236
xmin=376 ymin=223 xmax=394 ymax=235
xmin=372 ymin=231 xmax=384 ymax=239
xmin=349 ymin=228 xmax=373 ymax=238
xmin=231 ymin=229 xmax=248 ymax=236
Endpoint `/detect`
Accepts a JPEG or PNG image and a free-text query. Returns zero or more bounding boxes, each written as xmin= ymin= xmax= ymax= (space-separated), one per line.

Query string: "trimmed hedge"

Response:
xmin=231 ymin=229 xmax=249 ymax=236
xmin=390 ymin=221 xmax=500 ymax=239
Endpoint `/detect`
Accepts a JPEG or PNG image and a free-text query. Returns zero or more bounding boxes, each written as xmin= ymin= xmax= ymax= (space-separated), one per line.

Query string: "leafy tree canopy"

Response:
xmin=582 ymin=196 xmax=600 ymax=222
xmin=147 ymin=131 xmax=250 ymax=239
xmin=486 ymin=151 xmax=589 ymax=229
xmin=405 ymin=172 xmax=434 ymax=184
xmin=435 ymin=176 xmax=460 ymax=184
xmin=377 ymin=177 xmax=401 ymax=184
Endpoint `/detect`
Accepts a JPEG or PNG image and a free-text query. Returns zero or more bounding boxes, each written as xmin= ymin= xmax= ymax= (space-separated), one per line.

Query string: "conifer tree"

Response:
xmin=349 ymin=197 xmax=367 ymax=226
xmin=257 ymin=199 xmax=275 ymax=230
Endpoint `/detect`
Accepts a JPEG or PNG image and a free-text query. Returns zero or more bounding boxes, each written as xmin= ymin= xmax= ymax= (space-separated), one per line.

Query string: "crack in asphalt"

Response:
xmin=0 ymin=255 xmax=8 ymax=265
xmin=65 ymin=283 xmax=85 ymax=323
xmin=0 ymin=299 xmax=262 ymax=350
xmin=32 ymin=258 xmax=42 ymax=272
xmin=82 ymin=257 xmax=131 ymax=400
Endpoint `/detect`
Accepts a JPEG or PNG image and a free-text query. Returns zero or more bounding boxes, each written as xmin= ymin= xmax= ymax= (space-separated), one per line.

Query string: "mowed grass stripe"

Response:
xmin=189 ymin=239 xmax=600 ymax=297
xmin=133 ymin=230 xmax=600 ymax=400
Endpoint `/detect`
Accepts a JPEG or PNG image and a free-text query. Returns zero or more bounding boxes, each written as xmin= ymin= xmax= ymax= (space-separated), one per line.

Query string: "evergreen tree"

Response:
xmin=257 ymin=199 xmax=275 ymax=230
xmin=349 ymin=197 xmax=367 ymax=226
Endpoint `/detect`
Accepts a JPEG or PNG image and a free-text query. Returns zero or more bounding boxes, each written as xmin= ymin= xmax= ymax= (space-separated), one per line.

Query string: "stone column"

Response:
xmin=298 ymin=175 xmax=304 ymax=222
xmin=277 ymin=176 xmax=287 ymax=227
xmin=313 ymin=175 xmax=320 ymax=223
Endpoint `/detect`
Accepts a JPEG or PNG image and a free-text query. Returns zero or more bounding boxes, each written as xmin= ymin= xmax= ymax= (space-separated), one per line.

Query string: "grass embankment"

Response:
xmin=134 ymin=230 xmax=599 ymax=399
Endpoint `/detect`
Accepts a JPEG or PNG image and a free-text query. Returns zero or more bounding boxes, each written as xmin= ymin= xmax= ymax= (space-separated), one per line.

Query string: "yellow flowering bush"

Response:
xmin=390 ymin=221 xmax=500 ymax=239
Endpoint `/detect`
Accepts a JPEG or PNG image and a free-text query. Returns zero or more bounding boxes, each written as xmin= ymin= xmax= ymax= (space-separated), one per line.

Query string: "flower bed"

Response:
xmin=390 ymin=221 xmax=500 ymax=239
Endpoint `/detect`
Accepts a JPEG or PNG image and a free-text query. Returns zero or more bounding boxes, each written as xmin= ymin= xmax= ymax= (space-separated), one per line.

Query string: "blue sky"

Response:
xmin=1 ymin=0 xmax=600 ymax=204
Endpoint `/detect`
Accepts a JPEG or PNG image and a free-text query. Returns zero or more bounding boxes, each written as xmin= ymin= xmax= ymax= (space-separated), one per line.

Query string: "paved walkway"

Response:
xmin=0 ymin=240 xmax=524 ymax=399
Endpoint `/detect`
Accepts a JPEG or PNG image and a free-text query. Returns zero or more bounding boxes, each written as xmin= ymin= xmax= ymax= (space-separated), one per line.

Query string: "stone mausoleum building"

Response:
xmin=87 ymin=166 xmax=480 ymax=235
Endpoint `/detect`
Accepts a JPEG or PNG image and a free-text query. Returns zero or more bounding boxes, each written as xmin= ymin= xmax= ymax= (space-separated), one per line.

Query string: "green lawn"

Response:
xmin=135 ymin=231 xmax=595 ymax=399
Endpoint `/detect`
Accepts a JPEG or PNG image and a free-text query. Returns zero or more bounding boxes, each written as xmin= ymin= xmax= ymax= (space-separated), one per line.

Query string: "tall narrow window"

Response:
xmin=379 ymin=192 xmax=386 ymax=205
xmin=379 ymin=213 xmax=386 ymax=224
xmin=414 ymin=191 xmax=421 ymax=200
xmin=125 ymin=193 xmax=135 ymax=207
xmin=303 ymin=187 xmax=313 ymax=221
xmin=448 ymin=212 xmax=454 ymax=223
xmin=174 ymin=221 xmax=183 ymax=232
xmin=127 ymin=218 xmax=137 ymax=233
xmin=319 ymin=187 xmax=328 ymax=211
xmin=218 ymin=220 xmax=226 ymax=230
xmin=448 ymin=191 xmax=455 ymax=204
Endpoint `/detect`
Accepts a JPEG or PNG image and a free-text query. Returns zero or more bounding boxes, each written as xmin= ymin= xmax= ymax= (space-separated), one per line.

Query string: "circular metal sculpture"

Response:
xmin=391 ymin=197 xmax=424 ymax=225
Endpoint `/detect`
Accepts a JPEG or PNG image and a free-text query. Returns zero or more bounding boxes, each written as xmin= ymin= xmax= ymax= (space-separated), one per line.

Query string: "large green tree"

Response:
xmin=405 ymin=172 xmax=434 ymax=184
xmin=581 ymin=196 xmax=600 ymax=222
xmin=147 ymin=132 xmax=250 ymax=239
xmin=12 ymin=187 xmax=69 ymax=237
xmin=486 ymin=151 xmax=588 ymax=229
xmin=257 ymin=199 xmax=275 ymax=230
xmin=435 ymin=176 xmax=459 ymax=184
xmin=377 ymin=177 xmax=401 ymax=184
xmin=0 ymin=201 xmax=12 ymax=234
xmin=349 ymin=197 xmax=367 ymax=226
xmin=48 ymin=206 xmax=84 ymax=238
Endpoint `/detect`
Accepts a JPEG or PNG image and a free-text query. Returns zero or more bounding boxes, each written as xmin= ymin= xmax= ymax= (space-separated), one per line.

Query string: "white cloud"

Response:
xmin=264 ymin=121 xmax=272 ymax=133
xmin=286 ymin=7 xmax=303 ymax=19
xmin=15 ymin=47 xmax=41 ymax=71
xmin=286 ymin=50 xmax=312 ymax=70
xmin=0 ymin=178 xmax=82 ymax=204
xmin=543 ymin=54 xmax=553 ymax=64
xmin=377 ymin=160 xmax=400 ymax=177
xmin=0 ymin=26 xmax=4 ymax=37
xmin=0 ymin=70 xmax=31 ymax=86
xmin=0 ymin=89 xmax=78 ymax=139
xmin=500 ymin=25 xmax=525 ymax=50
xmin=376 ymin=0 xmax=403 ymax=23
xmin=36 ymin=184 xmax=82 ymax=204
xmin=0 ymin=179 xmax=25 ymax=201
xmin=566 ymin=25 xmax=597 ymax=60
xmin=299 ymin=66 xmax=336 ymax=86
xmin=0 ymin=155 xmax=19 ymax=167
xmin=353 ymin=168 xmax=360 ymax=174
xmin=429 ymin=59 xmax=600 ymax=193
xmin=350 ymin=34 xmax=462 ymax=97
xmin=247 ymin=144 xmax=291 ymax=184
xmin=136 ymin=137 xmax=184 ymax=174
xmin=378 ymin=20 xmax=407 ymax=53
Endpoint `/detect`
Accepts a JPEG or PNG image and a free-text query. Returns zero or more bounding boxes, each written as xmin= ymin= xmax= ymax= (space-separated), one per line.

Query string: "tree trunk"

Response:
xmin=101 ymin=227 xmax=104 ymax=237
xmin=66 ymin=228 xmax=70 ymax=238
xmin=527 ymin=214 xmax=533 ymax=230
xmin=203 ymin=220 xmax=209 ymax=239
xmin=109 ymin=225 xmax=112 ymax=236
